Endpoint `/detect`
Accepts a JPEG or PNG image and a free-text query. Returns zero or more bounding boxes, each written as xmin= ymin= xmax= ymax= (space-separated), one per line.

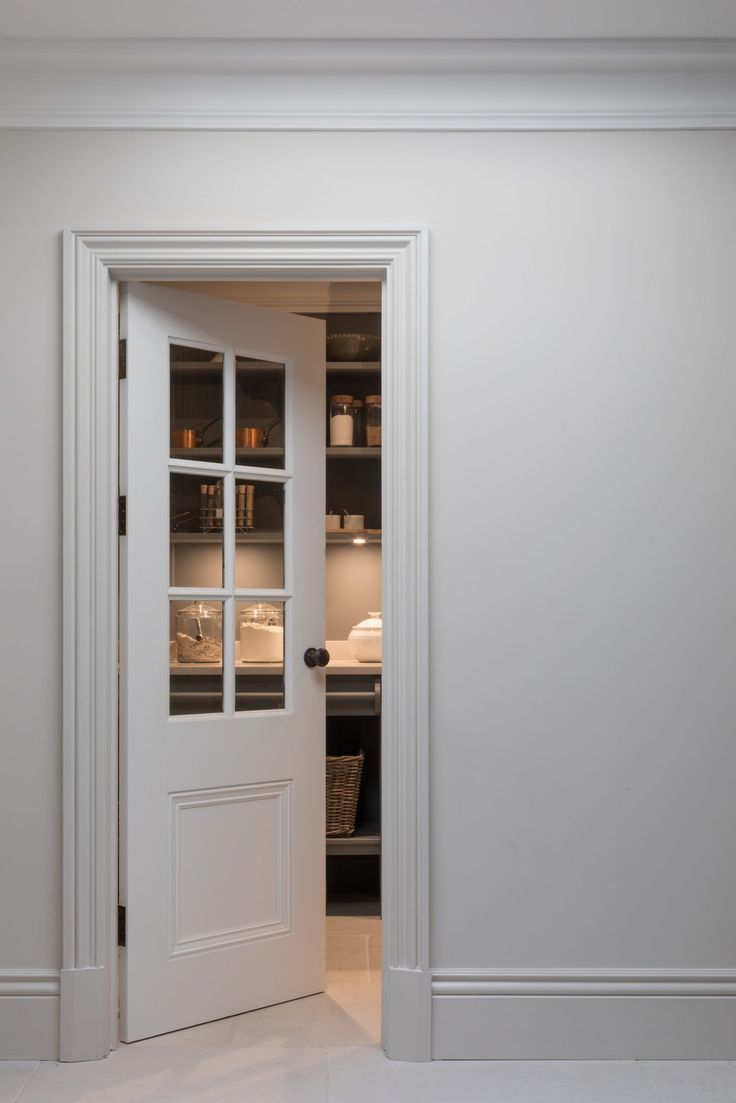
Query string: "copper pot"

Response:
xmin=236 ymin=427 xmax=267 ymax=448
xmin=171 ymin=428 xmax=200 ymax=449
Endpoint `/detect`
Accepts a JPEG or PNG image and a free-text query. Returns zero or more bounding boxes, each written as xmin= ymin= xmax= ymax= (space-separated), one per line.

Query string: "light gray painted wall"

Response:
xmin=1 ymin=129 xmax=735 ymax=987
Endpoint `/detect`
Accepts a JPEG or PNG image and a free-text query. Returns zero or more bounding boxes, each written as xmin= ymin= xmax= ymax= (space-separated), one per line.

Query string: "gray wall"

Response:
xmin=1 ymin=129 xmax=735 ymax=1030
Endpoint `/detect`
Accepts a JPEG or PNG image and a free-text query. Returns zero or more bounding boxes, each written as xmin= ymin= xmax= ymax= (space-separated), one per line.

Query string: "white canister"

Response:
xmin=348 ymin=611 xmax=382 ymax=663
xmin=343 ymin=513 xmax=365 ymax=531
xmin=325 ymin=512 xmax=341 ymax=531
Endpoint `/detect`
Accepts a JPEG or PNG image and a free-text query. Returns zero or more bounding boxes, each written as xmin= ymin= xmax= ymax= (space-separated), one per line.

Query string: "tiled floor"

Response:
xmin=3 ymin=918 xmax=736 ymax=1100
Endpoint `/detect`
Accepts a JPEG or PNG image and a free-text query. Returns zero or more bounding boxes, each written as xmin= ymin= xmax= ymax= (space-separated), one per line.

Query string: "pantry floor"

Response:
xmin=3 ymin=919 xmax=735 ymax=1101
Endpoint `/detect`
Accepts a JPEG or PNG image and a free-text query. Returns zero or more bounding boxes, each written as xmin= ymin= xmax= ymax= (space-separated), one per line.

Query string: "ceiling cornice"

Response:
xmin=1 ymin=37 xmax=735 ymax=129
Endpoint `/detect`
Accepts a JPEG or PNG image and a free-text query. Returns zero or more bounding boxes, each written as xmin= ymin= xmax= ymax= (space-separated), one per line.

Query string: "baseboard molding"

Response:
xmin=432 ymin=970 xmax=736 ymax=1058
xmin=60 ymin=966 xmax=110 ymax=1062
xmin=0 ymin=971 xmax=59 ymax=1060
xmin=385 ymin=967 xmax=432 ymax=1061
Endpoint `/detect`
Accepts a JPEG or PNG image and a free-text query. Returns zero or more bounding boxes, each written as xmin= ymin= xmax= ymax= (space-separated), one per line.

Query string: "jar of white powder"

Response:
xmin=239 ymin=603 xmax=284 ymax=663
xmin=329 ymin=395 xmax=355 ymax=447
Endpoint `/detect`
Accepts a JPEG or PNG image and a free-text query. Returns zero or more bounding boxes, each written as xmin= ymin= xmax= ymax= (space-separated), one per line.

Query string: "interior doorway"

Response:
xmin=61 ymin=229 xmax=429 ymax=1063
xmin=119 ymin=278 xmax=383 ymax=1043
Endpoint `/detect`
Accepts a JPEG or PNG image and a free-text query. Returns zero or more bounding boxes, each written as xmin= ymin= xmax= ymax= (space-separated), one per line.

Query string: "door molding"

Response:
xmin=62 ymin=228 xmax=430 ymax=1061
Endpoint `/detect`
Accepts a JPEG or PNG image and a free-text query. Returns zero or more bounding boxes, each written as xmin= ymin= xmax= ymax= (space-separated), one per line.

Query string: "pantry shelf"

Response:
xmin=326 ymin=447 xmax=381 ymax=459
xmin=326 ymin=361 xmax=381 ymax=375
xmin=171 ymin=447 xmax=284 ymax=462
xmin=326 ymin=825 xmax=381 ymax=857
xmin=170 ymin=530 xmax=381 ymax=544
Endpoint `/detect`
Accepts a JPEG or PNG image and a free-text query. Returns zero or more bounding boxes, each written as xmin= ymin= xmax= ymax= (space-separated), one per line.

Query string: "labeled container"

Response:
xmin=330 ymin=395 xmax=355 ymax=446
xmin=176 ymin=602 xmax=223 ymax=664
xmin=348 ymin=611 xmax=382 ymax=663
xmin=365 ymin=395 xmax=382 ymax=447
xmin=239 ymin=602 xmax=284 ymax=663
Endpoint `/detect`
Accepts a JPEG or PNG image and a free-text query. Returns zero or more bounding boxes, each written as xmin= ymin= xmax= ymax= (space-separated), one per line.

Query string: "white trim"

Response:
xmin=432 ymin=968 xmax=736 ymax=997
xmin=3 ymin=38 xmax=736 ymax=130
xmin=0 ymin=970 xmax=60 ymax=998
xmin=63 ymin=228 xmax=429 ymax=1062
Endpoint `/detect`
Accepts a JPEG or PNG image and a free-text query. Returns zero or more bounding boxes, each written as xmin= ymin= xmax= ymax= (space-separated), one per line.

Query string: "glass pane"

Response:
xmin=170 ymin=344 xmax=224 ymax=463
xmin=235 ymin=357 xmax=285 ymax=469
xmin=170 ymin=599 xmax=223 ymax=716
xmin=170 ymin=473 xmax=223 ymax=587
xmin=235 ymin=479 xmax=285 ymax=589
xmin=236 ymin=599 xmax=285 ymax=712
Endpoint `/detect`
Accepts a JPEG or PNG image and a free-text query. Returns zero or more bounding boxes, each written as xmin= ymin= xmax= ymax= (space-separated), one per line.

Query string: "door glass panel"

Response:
xmin=170 ymin=344 xmax=224 ymax=463
xmin=170 ymin=599 xmax=223 ymax=716
xmin=235 ymin=479 xmax=285 ymax=589
xmin=235 ymin=357 xmax=285 ymax=469
xmin=170 ymin=473 xmax=224 ymax=587
xmin=236 ymin=600 xmax=285 ymax=712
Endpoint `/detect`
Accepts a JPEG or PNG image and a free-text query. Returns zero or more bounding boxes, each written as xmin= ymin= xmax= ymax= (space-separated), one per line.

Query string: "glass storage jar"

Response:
xmin=329 ymin=395 xmax=355 ymax=446
xmin=351 ymin=397 xmax=365 ymax=447
xmin=365 ymin=394 xmax=382 ymax=447
xmin=176 ymin=601 xmax=223 ymax=663
xmin=239 ymin=602 xmax=284 ymax=663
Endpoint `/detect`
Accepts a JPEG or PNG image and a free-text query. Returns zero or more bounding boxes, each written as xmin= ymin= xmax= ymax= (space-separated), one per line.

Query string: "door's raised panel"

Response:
xmin=170 ymin=782 xmax=291 ymax=956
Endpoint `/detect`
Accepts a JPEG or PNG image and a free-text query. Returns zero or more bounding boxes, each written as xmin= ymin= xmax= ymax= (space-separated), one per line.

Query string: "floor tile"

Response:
xmin=640 ymin=1061 xmax=736 ymax=1101
xmin=325 ymin=934 xmax=370 ymax=979
xmin=229 ymin=988 xmax=380 ymax=1049
xmin=0 ymin=1063 xmax=38 ymax=1103
xmin=133 ymin=1017 xmax=238 ymax=1049
xmin=18 ymin=1046 xmax=328 ymax=1102
xmin=326 ymin=1048 xmax=663 ymax=1103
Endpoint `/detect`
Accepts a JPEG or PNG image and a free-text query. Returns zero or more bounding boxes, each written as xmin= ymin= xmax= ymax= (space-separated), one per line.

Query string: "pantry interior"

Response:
xmin=162 ymin=278 xmax=383 ymax=1001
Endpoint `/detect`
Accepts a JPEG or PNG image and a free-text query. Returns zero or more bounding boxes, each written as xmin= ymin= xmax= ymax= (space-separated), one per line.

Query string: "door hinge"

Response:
xmin=117 ymin=904 xmax=126 ymax=947
xmin=118 ymin=337 xmax=127 ymax=380
xmin=118 ymin=495 xmax=127 ymax=536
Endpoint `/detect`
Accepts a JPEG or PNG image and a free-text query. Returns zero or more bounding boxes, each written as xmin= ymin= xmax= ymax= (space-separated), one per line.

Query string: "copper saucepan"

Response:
xmin=236 ymin=418 xmax=283 ymax=449
xmin=170 ymin=428 xmax=200 ymax=448
xmin=236 ymin=427 xmax=267 ymax=448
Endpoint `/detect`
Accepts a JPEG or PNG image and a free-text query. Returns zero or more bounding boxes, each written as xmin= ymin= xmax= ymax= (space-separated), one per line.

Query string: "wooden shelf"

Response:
xmin=171 ymin=447 xmax=284 ymax=462
xmin=326 ymin=447 xmax=381 ymax=459
xmin=326 ymin=825 xmax=381 ymax=857
xmin=326 ymin=361 xmax=381 ymax=374
xmin=171 ymin=530 xmax=381 ymax=544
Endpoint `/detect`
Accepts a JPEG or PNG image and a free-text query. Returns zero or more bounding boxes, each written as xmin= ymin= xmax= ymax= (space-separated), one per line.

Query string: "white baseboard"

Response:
xmin=432 ymin=970 xmax=736 ymax=1059
xmin=0 ymin=971 xmax=60 ymax=1060
xmin=385 ymin=967 xmax=432 ymax=1061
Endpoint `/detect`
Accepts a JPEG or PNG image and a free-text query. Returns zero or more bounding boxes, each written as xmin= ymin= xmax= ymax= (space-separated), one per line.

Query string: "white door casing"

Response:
xmin=61 ymin=229 xmax=429 ymax=1062
xmin=119 ymin=283 xmax=325 ymax=1041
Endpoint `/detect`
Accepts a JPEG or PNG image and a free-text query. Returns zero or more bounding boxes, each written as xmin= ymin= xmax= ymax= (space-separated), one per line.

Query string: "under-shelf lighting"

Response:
xmin=352 ymin=536 xmax=367 ymax=545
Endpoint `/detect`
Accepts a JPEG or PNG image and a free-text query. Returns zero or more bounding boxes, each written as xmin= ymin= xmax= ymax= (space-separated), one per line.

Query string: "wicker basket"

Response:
xmin=326 ymin=751 xmax=365 ymax=837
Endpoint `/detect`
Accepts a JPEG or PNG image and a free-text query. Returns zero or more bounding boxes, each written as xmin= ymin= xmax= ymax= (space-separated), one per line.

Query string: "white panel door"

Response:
xmin=119 ymin=282 xmax=326 ymax=1042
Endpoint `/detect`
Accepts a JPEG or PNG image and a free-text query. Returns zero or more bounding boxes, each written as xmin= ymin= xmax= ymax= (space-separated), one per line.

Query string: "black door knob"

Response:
xmin=304 ymin=647 xmax=330 ymax=669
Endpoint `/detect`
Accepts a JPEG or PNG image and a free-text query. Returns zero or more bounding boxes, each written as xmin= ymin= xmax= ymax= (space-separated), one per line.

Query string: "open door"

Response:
xmin=119 ymin=282 xmax=326 ymax=1042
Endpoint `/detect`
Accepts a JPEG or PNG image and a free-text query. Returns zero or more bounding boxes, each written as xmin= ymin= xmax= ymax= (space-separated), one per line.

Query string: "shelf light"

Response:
xmin=352 ymin=536 xmax=367 ymax=545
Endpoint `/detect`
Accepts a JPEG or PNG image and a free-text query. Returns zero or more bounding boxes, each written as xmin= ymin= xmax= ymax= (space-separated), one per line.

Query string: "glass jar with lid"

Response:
xmin=365 ymin=394 xmax=382 ymax=447
xmin=351 ymin=397 xmax=365 ymax=447
xmin=329 ymin=394 xmax=355 ymax=447
xmin=176 ymin=601 xmax=222 ymax=663
xmin=239 ymin=602 xmax=284 ymax=663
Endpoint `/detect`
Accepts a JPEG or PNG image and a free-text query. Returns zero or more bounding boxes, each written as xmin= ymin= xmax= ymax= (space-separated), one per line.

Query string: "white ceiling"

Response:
xmin=2 ymin=0 xmax=736 ymax=41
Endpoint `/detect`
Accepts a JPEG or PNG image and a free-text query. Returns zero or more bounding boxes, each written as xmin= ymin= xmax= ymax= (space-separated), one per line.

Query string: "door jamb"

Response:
xmin=61 ymin=229 xmax=430 ymax=1061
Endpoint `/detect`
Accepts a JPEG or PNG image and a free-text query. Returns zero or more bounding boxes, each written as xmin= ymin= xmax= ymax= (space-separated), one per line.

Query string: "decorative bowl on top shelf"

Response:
xmin=326 ymin=333 xmax=381 ymax=362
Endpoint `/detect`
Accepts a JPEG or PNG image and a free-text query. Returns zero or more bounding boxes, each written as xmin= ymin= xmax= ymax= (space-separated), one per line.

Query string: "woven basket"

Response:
xmin=326 ymin=751 xmax=365 ymax=837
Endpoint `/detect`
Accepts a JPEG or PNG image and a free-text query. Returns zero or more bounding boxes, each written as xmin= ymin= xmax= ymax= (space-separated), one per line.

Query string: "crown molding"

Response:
xmin=1 ymin=37 xmax=736 ymax=129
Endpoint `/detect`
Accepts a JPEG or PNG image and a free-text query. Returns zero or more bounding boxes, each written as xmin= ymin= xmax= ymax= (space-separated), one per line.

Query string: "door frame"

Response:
xmin=61 ymin=229 xmax=430 ymax=1062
